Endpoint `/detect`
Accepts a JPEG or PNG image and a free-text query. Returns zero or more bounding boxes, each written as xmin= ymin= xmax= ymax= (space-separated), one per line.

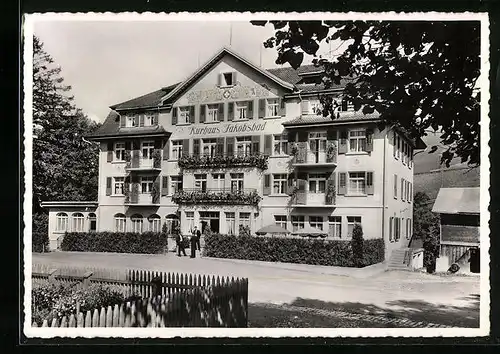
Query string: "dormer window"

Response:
xmin=145 ymin=113 xmax=157 ymax=126
xmin=126 ymin=115 xmax=138 ymax=128
xmin=219 ymin=72 xmax=237 ymax=87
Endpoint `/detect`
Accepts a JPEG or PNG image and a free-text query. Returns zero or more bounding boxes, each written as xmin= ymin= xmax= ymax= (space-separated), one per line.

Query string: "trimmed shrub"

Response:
xmin=32 ymin=213 xmax=49 ymax=253
xmin=351 ymin=224 xmax=364 ymax=267
xmin=203 ymin=233 xmax=385 ymax=267
xmin=61 ymin=231 xmax=167 ymax=254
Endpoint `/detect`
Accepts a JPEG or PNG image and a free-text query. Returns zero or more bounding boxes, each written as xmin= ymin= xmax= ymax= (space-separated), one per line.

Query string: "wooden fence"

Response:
xmin=31 ymin=264 xmax=248 ymax=327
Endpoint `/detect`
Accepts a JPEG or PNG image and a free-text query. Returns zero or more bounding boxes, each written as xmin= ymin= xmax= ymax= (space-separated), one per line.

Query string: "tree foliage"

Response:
xmin=413 ymin=192 xmax=441 ymax=272
xmin=252 ymin=21 xmax=480 ymax=167
xmin=32 ymin=36 xmax=101 ymax=210
xmin=351 ymin=223 xmax=364 ymax=267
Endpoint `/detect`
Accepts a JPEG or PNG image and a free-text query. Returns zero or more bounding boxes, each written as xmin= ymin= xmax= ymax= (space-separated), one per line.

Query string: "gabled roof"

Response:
xmin=283 ymin=111 xmax=381 ymax=127
xmin=110 ymin=83 xmax=179 ymax=111
xmin=432 ymin=187 xmax=480 ymax=215
xmin=160 ymin=46 xmax=295 ymax=104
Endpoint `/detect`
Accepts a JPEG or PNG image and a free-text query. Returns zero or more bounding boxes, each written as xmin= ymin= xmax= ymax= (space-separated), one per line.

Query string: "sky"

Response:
xmin=33 ymin=19 xmax=339 ymax=123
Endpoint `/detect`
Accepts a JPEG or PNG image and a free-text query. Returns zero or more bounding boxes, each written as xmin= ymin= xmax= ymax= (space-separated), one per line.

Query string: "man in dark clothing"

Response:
xmin=193 ymin=225 xmax=202 ymax=251
xmin=176 ymin=232 xmax=187 ymax=257
xmin=190 ymin=235 xmax=197 ymax=258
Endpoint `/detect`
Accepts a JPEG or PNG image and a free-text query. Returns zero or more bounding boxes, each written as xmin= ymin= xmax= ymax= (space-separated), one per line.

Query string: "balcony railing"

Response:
xmin=172 ymin=188 xmax=261 ymax=206
xmin=289 ymin=189 xmax=336 ymax=207
xmin=290 ymin=141 xmax=337 ymax=166
xmin=125 ymin=150 xmax=162 ymax=171
xmin=124 ymin=182 xmax=160 ymax=205
xmin=177 ymin=152 xmax=268 ymax=170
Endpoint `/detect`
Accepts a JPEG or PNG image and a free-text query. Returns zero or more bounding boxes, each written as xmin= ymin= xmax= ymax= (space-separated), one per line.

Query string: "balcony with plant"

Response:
xmin=172 ymin=188 xmax=262 ymax=206
xmin=177 ymin=153 xmax=269 ymax=170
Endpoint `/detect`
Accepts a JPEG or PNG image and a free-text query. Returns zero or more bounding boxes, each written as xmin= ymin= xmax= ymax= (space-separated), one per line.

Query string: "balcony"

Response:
xmin=290 ymin=141 xmax=337 ymax=167
xmin=289 ymin=190 xmax=336 ymax=208
xmin=124 ymin=183 xmax=160 ymax=206
xmin=125 ymin=150 xmax=162 ymax=172
xmin=172 ymin=188 xmax=261 ymax=206
xmin=177 ymin=152 xmax=268 ymax=170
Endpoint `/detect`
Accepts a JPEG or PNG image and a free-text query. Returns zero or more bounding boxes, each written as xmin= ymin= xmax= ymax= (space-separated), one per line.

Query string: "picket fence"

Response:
xmin=32 ymin=264 xmax=248 ymax=327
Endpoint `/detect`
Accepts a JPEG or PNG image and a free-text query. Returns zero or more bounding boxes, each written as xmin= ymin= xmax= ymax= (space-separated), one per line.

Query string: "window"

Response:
xmin=202 ymin=138 xmax=217 ymax=157
xmin=328 ymin=216 xmax=342 ymax=239
xmin=389 ymin=217 xmax=393 ymax=242
xmin=126 ymin=115 xmax=138 ymax=128
xmin=309 ymin=173 xmax=326 ymax=193
xmin=309 ymin=100 xmax=322 ymax=114
xmin=406 ymin=218 xmax=411 ymax=240
xmin=178 ymin=107 xmax=190 ymax=124
xmin=409 ymin=183 xmax=412 ymax=202
xmin=408 ymin=219 xmax=412 ymax=239
xmin=114 ymin=213 xmax=126 ymax=232
xmin=212 ymin=173 xmax=225 ymax=190
xmin=291 ymin=216 xmax=305 ymax=232
xmin=402 ymin=142 xmax=407 ymax=165
xmin=226 ymin=212 xmax=236 ymax=235
xmin=72 ymin=213 xmax=85 ymax=232
xmin=194 ymin=174 xmax=207 ymax=191
xmin=56 ymin=212 xmax=68 ymax=232
xmin=347 ymin=216 xmax=362 ymax=238
xmin=170 ymin=175 xmax=183 ymax=193
xmin=401 ymin=179 xmax=405 ymax=201
xmin=393 ymin=132 xmax=397 ymax=159
xmin=395 ymin=217 xmax=400 ymax=241
xmin=273 ymin=174 xmax=288 ymax=194
xmin=114 ymin=177 xmax=125 ymax=195
xmin=266 ymin=98 xmax=279 ymax=117
xmin=230 ymin=173 xmax=244 ymax=192
xmin=140 ymin=176 xmax=154 ymax=194
xmin=309 ymin=216 xmax=323 ymax=231
xmin=275 ymin=215 xmax=287 ymax=230
xmin=148 ymin=214 xmax=161 ymax=232
xmin=235 ymin=101 xmax=248 ymax=120
xmin=186 ymin=211 xmax=194 ymax=233
xmin=348 ymin=172 xmax=366 ymax=195
xmin=131 ymin=214 xmax=143 ymax=233
xmin=236 ymin=136 xmax=252 ymax=156
xmin=239 ymin=212 xmax=251 ymax=229
xmin=142 ymin=141 xmax=155 ymax=160
xmin=207 ymin=104 xmax=219 ymax=123
xmin=145 ymin=113 xmax=156 ymax=126
xmin=114 ymin=142 xmax=125 ymax=161
xmin=88 ymin=213 xmax=97 ymax=232
xmin=171 ymin=140 xmax=183 ymax=160
xmin=349 ymin=129 xmax=367 ymax=152
xmin=222 ymin=72 xmax=234 ymax=86
xmin=397 ymin=135 xmax=401 ymax=159
xmin=393 ymin=174 xmax=398 ymax=199
xmin=309 ymin=132 xmax=327 ymax=158
xmin=273 ymin=133 xmax=288 ymax=155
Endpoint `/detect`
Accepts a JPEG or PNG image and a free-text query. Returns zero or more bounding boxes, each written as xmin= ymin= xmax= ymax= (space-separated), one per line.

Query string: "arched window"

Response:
xmin=72 ymin=213 xmax=85 ymax=232
xmin=114 ymin=213 xmax=126 ymax=232
xmin=88 ymin=213 xmax=97 ymax=232
xmin=131 ymin=214 xmax=143 ymax=233
xmin=56 ymin=212 xmax=68 ymax=232
xmin=148 ymin=214 xmax=161 ymax=233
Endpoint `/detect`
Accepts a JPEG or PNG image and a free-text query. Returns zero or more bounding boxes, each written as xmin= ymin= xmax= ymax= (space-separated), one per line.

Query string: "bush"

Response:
xmin=239 ymin=225 xmax=251 ymax=237
xmin=351 ymin=224 xmax=364 ymax=267
xmin=61 ymin=231 xmax=167 ymax=254
xmin=32 ymin=282 xmax=132 ymax=326
xmin=203 ymin=233 xmax=385 ymax=267
xmin=32 ymin=213 xmax=49 ymax=253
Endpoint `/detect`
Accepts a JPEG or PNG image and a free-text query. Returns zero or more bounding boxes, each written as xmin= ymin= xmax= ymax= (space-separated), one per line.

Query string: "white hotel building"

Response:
xmin=42 ymin=47 xmax=425 ymax=260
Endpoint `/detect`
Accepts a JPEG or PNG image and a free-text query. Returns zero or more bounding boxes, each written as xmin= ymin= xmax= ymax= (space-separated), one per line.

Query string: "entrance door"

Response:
xmin=210 ymin=219 xmax=220 ymax=234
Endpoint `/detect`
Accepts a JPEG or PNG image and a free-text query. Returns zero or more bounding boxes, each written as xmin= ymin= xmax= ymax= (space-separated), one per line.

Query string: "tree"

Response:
xmin=252 ymin=21 xmax=480 ymax=167
xmin=413 ymin=192 xmax=441 ymax=272
xmin=351 ymin=223 xmax=364 ymax=267
xmin=32 ymin=36 xmax=101 ymax=208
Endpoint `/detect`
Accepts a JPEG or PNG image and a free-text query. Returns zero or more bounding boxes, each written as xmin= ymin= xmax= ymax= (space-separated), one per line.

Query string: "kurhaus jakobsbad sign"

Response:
xmin=189 ymin=121 xmax=268 ymax=136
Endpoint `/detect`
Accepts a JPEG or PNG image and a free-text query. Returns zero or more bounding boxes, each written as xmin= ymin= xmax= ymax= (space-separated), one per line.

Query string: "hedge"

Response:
xmin=202 ymin=234 xmax=385 ymax=267
xmin=61 ymin=232 xmax=167 ymax=254
xmin=32 ymin=213 xmax=49 ymax=253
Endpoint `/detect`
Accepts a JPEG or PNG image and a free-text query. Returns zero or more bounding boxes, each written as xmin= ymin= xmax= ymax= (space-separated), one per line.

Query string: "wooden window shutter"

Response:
xmin=301 ymin=100 xmax=309 ymax=115
xmin=401 ymin=179 xmax=405 ymax=201
xmin=393 ymin=131 xmax=397 ymax=157
xmin=107 ymin=142 xmax=113 ymax=162
xmin=232 ymin=72 xmax=237 ymax=85
xmin=200 ymin=105 xmax=206 ymax=123
xmin=366 ymin=172 xmax=374 ymax=195
xmin=218 ymin=103 xmax=224 ymax=121
xmin=172 ymin=107 xmax=177 ymax=125
xmin=248 ymin=100 xmax=254 ymax=119
xmin=264 ymin=134 xmax=273 ymax=156
xmin=139 ymin=114 xmax=145 ymax=127
xmin=106 ymin=177 xmax=112 ymax=196
xmin=228 ymin=102 xmax=234 ymax=121
xmin=119 ymin=115 xmax=126 ymax=127
xmin=394 ymin=174 xmax=398 ymax=198
xmin=258 ymin=99 xmax=266 ymax=118
xmin=389 ymin=217 xmax=393 ymax=242
xmin=194 ymin=105 xmax=200 ymax=124
xmin=226 ymin=137 xmax=234 ymax=156
xmin=252 ymin=135 xmax=260 ymax=155
xmin=189 ymin=106 xmax=195 ymax=124
xmin=193 ymin=139 xmax=200 ymax=156
xmin=263 ymin=174 xmax=271 ymax=196
xmin=217 ymin=73 xmax=222 ymax=86
xmin=216 ymin=137 xmax=225 ymax=155
xmin=163 ymin=140 xmax=169 ymax=160
xmin=338 ymin=130 xmax=348 ymax=154
xmin=337 ymin=172 xmax=346 ymax=195
xmin=365 ymin=128 xmax=374 ymax=152
xmin=282 ymin=133 xmax=288 ymax=154
xmin=161 ymin=176 xmax=169 ymax=196
xmin=279 ymin=98 xmax=286 ymax=116
xmin=182 ymin=139 xmax=190 ymax=157
xmin=153 ymin=113 xmax=158 ymax=126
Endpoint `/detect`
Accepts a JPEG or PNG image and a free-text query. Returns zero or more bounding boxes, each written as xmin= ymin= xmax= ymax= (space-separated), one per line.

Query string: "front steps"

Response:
xmin=387 ymin=248 xmax=410 ymax=271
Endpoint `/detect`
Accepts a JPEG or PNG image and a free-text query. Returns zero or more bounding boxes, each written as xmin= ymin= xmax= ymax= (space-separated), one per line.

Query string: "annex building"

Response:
xmin=41 ymin=46 xmax=425 ymax=260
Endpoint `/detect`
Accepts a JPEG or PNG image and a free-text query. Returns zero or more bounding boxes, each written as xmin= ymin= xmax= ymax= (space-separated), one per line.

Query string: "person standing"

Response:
xmin=176 ymin=232 xmax=187 ymax=257
xmin=190 ymin=234 xmax=197 ymax=258
xmin=194 ymin=225 xmax=201 ymax=251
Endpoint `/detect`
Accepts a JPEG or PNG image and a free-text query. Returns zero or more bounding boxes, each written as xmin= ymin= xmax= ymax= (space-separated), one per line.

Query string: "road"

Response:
xmin=31 ymin=251 xmax=481 ymax=327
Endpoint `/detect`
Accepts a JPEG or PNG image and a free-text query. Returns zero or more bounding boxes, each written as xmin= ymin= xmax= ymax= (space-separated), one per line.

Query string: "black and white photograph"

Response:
xmin=23 ymin=12 xmax=490 ymax=337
